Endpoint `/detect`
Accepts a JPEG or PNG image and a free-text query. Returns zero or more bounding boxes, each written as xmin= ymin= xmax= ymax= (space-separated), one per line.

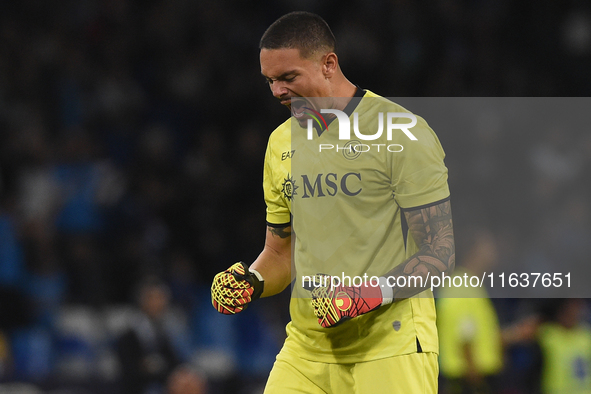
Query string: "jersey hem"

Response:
xmin=279 ymin=343 xmax=438 ymax=365
xmin=266 ymin=221 xmax=291 ymax=228
xmin=400 ymin=195 xmax=450 ymax=212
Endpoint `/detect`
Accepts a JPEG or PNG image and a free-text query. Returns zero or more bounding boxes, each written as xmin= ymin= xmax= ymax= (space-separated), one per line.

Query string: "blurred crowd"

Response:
xmin=0 ymin=0 xmax=590 ymax=393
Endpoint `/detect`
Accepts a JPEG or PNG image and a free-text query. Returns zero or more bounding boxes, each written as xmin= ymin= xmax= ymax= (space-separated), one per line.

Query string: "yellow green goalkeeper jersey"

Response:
xmin=263 ymin=88 xmax=450 ymax=363
xmin=539 ymin=322 xmax=591 ymax=394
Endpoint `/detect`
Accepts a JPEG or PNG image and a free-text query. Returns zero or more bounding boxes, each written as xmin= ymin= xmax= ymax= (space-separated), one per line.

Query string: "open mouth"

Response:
xmin=290 ymin=98 xmax=308 ymax=118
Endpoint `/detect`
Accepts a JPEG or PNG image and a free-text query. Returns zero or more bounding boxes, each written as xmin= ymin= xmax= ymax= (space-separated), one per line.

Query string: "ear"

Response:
xmin=322 ymin=52 xmax=338 ymax=78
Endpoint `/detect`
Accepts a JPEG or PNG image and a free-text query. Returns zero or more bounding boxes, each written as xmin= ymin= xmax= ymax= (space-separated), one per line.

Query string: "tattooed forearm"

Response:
xmin=269 ymin=225 xmax=292 ymax=239
xmin=408 ymin=200 xmax=454 ymax=266
xmin=385 ymin=200 xmax=455 ymax=300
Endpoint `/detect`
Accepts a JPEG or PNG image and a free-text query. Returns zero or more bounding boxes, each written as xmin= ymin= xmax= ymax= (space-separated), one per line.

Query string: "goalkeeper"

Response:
xmin=211 ymin=11 xmax=454 ymax=394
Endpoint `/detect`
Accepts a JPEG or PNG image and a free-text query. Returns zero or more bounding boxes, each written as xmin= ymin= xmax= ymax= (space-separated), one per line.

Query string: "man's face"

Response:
xmin=260 ymin=48 xmax=332 ymax=127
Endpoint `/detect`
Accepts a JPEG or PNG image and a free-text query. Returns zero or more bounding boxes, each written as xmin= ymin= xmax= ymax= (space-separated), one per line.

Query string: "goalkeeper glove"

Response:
xmin=211 ymin=262 xmax=264 ymax=315
xmin=308 ymin=274 xmax=393 ymax=328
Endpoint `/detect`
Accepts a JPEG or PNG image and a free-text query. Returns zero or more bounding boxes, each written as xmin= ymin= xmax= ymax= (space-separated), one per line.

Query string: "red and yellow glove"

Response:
xmin=211 ymin=262 xmax=264 ymax=315
xmin=309 ymin=274 xmax=392 ymax=328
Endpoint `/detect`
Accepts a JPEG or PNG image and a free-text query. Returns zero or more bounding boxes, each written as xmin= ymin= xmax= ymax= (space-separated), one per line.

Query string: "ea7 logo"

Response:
xmin=306 ymin=110 xmax=418 ymax=141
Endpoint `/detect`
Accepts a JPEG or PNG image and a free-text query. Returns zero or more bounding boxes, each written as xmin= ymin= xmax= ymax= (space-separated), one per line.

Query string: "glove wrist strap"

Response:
xmin=378 ymin=276 xmax=394 ymax=306
xmin=249 ymin=268 xmax=264 ymax=282
xmin=246 ymin=265 xmax=264 ymax=301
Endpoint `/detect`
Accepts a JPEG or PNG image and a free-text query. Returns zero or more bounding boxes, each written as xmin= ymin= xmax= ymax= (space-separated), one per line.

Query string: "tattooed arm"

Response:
xmin=250 ymin=225 xmax=293 ymax=297
xmin=306 ymin=200 xmax=453 ymax=327
xmin=383 ymin=200 xmax=455 ymax=300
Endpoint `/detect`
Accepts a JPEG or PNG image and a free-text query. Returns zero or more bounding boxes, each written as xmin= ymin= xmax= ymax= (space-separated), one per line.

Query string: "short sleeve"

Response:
xmin=391 ymin=121 xmax=450 ymax=209
xmin=263 ymin=136 xmax=291 ymax=226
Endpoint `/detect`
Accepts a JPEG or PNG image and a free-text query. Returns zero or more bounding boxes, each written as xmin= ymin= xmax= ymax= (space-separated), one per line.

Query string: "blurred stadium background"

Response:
xmin=0 ymin=1 xmax=590 ymax=393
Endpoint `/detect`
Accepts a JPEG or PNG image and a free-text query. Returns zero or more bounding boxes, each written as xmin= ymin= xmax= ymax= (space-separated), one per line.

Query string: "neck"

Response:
xmin=331 ymin=74 xmax=358 ymax=111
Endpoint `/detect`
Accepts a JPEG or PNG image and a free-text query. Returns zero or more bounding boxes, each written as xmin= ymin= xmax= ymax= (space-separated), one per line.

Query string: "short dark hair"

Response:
xmin=259 ymin=11 xmax=336 ymax=58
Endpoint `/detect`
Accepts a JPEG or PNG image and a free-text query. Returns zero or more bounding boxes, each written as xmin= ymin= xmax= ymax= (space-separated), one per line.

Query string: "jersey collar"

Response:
xmin=316 ymin=86 xmax=366 ymax=137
